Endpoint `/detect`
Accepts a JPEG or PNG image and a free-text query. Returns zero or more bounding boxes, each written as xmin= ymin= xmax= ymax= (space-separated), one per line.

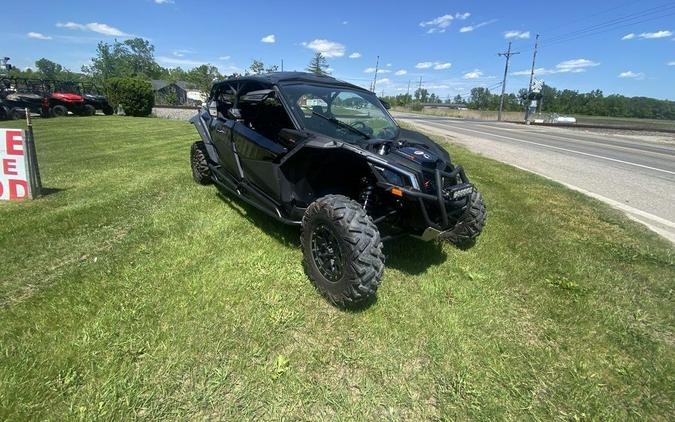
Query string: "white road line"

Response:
xmin=414 ymin=119 xmax=675 ymax=176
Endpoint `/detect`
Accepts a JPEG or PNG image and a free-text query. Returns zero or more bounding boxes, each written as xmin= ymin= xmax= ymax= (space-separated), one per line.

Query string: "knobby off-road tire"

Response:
xmin=190 ymin=141 xmax=212 ymax=185
xmin=102 ymin=104 xmax=114 ymax=115
xmin=442 ymin=191 xmax=486 ymax=246
xmin=301 ymin=195 xmax=385 ymax=307
xmin=51 ymin=105 xmax=67 ymax=117
xmin=81 ymin=104 xmax=96 ymax=116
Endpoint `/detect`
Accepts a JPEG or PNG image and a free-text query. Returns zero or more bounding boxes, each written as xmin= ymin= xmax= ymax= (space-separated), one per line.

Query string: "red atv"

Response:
xmin=43 ymin=80 xmax=88 ymax=117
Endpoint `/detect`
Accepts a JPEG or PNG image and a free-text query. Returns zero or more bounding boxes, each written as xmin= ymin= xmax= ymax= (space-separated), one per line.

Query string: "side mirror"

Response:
xmin=379 ymin=98 xmax=391 ymax=110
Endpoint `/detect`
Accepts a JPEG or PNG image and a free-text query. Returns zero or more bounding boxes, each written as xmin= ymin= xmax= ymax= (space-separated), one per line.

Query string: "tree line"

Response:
xmin=6 ymin=37 xmax=673 ymax=120
xmin=382 ymin=85 xmax=674 ymax=120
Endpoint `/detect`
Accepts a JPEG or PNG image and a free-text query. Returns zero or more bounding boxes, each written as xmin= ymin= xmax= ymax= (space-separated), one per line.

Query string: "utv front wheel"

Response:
xmin=102 ymin=105 xmax=114 ymax=115
xmin=301 ymin=195 xmax=385 ymax=307
xmin=190 ymin=141 xmax=212 ymax=184
xmin=442 ymin=191 xmax=486 ymax=246
xmin=51 ymin=105 xmax=67 ymax=117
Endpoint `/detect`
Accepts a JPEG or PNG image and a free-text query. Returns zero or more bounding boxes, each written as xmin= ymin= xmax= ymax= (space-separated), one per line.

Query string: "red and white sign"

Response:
xmin=0 ymin=129 xmax=31 ymax=200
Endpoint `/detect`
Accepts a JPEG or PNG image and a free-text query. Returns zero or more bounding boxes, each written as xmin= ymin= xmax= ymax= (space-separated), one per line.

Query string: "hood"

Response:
xmin=51 ymin=92 xmax=84 ymax=102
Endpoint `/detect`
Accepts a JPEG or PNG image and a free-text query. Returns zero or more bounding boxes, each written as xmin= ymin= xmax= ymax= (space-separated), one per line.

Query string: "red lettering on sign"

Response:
xmin=9 ymin=179 xmax=28 ymax=200
xmin=2 ymin=158 xmax=18 ymax=175
xmin=0 ymin=181 xmax=3 ymax=197
xmin=5 ymin=130 xmax=24 ymax=155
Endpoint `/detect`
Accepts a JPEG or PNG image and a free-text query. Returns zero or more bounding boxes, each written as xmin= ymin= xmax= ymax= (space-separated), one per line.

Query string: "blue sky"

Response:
xmin=2 ymin=0 xmax=674 ymax=100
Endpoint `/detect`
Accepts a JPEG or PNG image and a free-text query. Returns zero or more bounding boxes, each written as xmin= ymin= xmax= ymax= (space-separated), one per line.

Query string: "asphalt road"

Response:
xmin=394 ymin=112 xmax=675 ymax=244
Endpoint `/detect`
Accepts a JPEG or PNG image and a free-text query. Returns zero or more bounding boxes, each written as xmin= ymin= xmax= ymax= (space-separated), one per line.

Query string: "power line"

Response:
xmin=542 ymin=3 xmax=675 ymax=46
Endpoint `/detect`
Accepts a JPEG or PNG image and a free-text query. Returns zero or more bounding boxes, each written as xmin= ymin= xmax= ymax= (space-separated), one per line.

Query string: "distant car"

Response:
xmin=190 ymin=72 xmax=486 ymax=307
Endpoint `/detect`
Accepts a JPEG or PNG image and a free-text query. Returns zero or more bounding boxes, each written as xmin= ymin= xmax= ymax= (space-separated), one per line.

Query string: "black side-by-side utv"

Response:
xmin=190 ymin=72 xmax=486 ymax=307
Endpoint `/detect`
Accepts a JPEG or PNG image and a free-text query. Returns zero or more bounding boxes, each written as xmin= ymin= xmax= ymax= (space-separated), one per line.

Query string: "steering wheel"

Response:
xmin=350 ymin=120 xmax=374 ymax=136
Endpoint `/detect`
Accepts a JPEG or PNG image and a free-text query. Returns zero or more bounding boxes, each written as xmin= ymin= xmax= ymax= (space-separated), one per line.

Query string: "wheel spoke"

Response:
xmin=310 ymin=223 xmax=344 ymax=281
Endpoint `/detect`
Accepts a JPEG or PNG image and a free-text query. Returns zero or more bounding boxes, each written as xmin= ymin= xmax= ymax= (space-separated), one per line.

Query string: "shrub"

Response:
xmin=105 ymin=77 xmax=154 ymax=117
xmin=410 ymin=102 xmax=424 ymax=112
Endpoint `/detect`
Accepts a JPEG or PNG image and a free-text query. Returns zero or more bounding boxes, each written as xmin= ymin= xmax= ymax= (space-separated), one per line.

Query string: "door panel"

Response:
xmin=209 ymin=117 xmax=239 ymax=177
xmin=232 ymin=122 xmax=287 ymax=200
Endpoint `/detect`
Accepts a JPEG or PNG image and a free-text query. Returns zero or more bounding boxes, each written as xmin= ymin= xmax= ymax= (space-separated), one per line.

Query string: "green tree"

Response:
xmin=414 ymin=88 xmax=429 ymax=102
xmin=83 ymin=38 xmax=162 ymax=81
xmin=248 ymin=60 xmax=278 ymax=75
xmin=185 ymin=64 xmax=222 ymax=95
xmin=306 ymin=53 xmax=329 ymax=75
xmin=35 ymin=58 xmax=63 ymax=79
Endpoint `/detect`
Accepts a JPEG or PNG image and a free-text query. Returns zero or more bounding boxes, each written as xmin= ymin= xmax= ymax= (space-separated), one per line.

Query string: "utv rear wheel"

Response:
xmin=51 ymin=105 xmax=67 ymax=117
xmin=301 ymin=195 xmax=385 ymax=307
xmin=102 ymin=104 xmax=114 ymax=115
xmin=190 ymin=141 xmax=212 ymax=184
xmin=82 ymin=104 xmax=96 ymax=116
xmin=442 ymin=191 xmax=486 ymax=246
xmin=9 ymin=107 xmax=22 ymax=120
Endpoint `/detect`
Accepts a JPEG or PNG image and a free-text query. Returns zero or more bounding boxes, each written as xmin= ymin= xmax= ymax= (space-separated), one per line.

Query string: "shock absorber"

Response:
xmin=359 ymin=177 xmax=375 ymax=215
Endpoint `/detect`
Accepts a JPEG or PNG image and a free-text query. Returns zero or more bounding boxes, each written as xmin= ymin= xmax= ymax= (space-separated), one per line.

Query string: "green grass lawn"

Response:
xmin=1 ymin=116 xmax=673 ymax=420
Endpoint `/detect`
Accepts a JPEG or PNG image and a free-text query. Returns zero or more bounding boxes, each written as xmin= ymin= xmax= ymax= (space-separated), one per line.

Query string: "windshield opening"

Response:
xmin=281 ymin=83 xmax=399 ymax=142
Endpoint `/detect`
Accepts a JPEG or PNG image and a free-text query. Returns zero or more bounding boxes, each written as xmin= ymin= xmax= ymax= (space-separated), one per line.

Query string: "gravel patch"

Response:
xmin=152 ymin=107 xmax=199 ymax=121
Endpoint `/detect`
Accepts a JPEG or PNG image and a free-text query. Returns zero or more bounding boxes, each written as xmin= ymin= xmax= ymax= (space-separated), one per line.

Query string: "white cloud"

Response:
xmin=618 ymin=71 xmax=645 ymax=79
xmin=364 ymin=67 xmax=389 ymax=73
xmin=154 ymin=0 xmax=174 ymax=4
xmin=219 ymin=55 xmax=231 ymax=61
xmin=56 ymin=22 xmax=130 ymax=37
xmin=512 ymin=58 xmax=600 ymax=76
xmin=639 ymin=30 xmax=672 ymax=39
xmin=419 ymin=13 xmax=469 ymax=33
xmin=463 ymin=69 xmax=483 ymax=79
xmin=416 ymin=61 xmax=451 ymax=70
xmin=302 ymin=39 xmax=346 ymax=58
xmin=261 ymin=34 xmax=275 ymax=43
xmin=157 ymin=56 xmax=205 ymax=67
xmin=377 ymin=78 xmax=391 ymax=85
xmin=504 ymin=30 xmax=530 ymax=39
xmin=556 ymin=59 xmax=600 ymax=71
xmin=348 ymin=52 xmax=361 ymax=59
xmin=623 ymin=30 xmax=673 ymax=40
xmin=460 ymin=20 xmax=496 ymax=33
xmin=27 ymin=32 xmax=52 ymax=40
xmin=342 ymin=21 xmax=349 ymax=25
xmin=668 ymin=61 xmax=675 ymax=66
xmin=395 ymin=69 xmax=407 ymax=75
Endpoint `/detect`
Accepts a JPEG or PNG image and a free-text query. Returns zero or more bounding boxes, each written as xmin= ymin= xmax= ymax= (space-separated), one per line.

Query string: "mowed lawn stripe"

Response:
xmin=0 ymin=116 xmax=673 ymax=420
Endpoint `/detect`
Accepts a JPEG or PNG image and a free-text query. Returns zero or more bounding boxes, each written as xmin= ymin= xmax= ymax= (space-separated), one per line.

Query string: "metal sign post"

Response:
xmin=24 ymin=108 xmax=42 ymax=197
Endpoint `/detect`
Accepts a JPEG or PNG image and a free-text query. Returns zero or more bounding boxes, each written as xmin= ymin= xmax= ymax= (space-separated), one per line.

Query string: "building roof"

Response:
xmin=151 ymin=80 xmax=194 ymax=91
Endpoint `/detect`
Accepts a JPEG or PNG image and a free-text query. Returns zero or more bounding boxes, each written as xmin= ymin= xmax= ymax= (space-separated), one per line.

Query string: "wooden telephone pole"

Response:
xmin=497 ymin=42 xmax=519 ymax=121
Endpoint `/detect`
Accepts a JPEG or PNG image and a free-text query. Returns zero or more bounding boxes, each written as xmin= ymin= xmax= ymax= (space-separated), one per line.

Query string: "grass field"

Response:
xmin=395 ymin=106 xmax=675 ymax=131
xmin=1 ymin=116 xmax=673 ymax=420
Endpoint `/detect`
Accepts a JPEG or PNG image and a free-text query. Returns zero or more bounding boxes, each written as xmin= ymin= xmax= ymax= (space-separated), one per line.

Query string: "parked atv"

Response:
xmin=0 ymin=78 xmax=48 ymax=119
xmin=79 ymin=83 xmax=114 ymax=115
xmin=190 ymin=72 xmax=486 ymax=307
xmin=43 ymin=80 xmax=86 ymax=117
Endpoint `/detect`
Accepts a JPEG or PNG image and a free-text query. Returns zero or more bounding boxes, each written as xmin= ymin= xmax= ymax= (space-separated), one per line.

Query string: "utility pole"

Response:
xmin=497 ymin=42 xmax=519 ymax=121
xmin=371 ymin=55 xmax=380 ymax=92
xmin=524 ymin=34 xmax=539 ymax=123
xmin=281 ymin=59 xmax=284 ymax=72
xmin=406 ymin=80 xmax=411 ymax=96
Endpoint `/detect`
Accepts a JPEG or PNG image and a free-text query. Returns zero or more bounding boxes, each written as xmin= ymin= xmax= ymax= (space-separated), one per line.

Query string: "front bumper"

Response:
xmin=376 ymin=165 xmax=473 ymax=236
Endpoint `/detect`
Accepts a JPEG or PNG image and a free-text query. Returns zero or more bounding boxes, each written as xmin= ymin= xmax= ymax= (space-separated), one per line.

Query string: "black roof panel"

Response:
xmin=212 ymin=72 xmax=370 ymax=93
